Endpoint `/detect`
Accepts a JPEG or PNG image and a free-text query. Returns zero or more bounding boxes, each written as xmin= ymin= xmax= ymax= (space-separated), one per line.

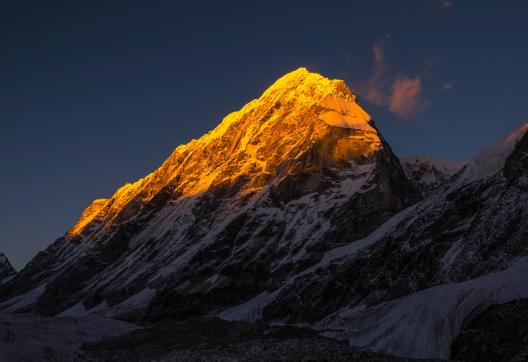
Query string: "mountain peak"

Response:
xmin=67 ymin=68 xmax=380 ymax=238
xmin=265 ymin=67 xmax=329 ymax=90
xmin=263 ymin=67 xmax=354 ymax=103
xmin=255 ymin=68 xmax=372 ymax=132
xmin=3 ymin=69 xmax=422 ymax=322
xmin=0 ymin=253 xmax=16 ymax=282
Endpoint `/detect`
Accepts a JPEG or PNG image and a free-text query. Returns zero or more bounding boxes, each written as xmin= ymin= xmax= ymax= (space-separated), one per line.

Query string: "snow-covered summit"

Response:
xmin=457 ymin=121 xmax=528 ymax=185
xmin=255 ymin=67 xmax=374 ymax=130
xmin=1 ymin=68 xmax=419 ymax=320
xmin=67 ymin=67 xmax=383 ymax=239
xmin=401 ymin=155 xmax=464 ymax=195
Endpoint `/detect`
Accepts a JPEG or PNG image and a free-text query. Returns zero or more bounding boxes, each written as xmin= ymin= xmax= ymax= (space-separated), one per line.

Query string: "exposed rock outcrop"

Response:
xmin=0 ymin=253 xmax=16 ymax=283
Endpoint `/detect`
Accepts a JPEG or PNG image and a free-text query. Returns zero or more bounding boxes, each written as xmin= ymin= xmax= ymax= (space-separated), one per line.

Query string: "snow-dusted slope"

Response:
xmin=401 ymin=155 xmax=464 ymax=195
xmin=0 ymin=68 xmax=419 ymax=320
xmin=457 ymin=121 xmax=528 ymax=186
xmin=402 ymin=122 xmax=528 ymax=196
xmin=0 ymin=314 xmax=138 ymax=361
xmin=316 ymin=258 xmax=528 ymax=359
xmin=221 ymin=121 xmax=528 ymax=359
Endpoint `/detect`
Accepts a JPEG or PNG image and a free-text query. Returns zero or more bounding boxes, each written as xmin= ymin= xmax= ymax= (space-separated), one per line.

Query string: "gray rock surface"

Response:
xmin=78 ymin=317 xmax=434 ymax=362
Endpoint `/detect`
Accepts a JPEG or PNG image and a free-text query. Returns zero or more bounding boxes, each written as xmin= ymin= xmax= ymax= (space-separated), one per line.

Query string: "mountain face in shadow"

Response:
xmin=0 ymin=68 xmax=419 ymax=320
xmin=2 ymin=69 xmax=528 ymax=361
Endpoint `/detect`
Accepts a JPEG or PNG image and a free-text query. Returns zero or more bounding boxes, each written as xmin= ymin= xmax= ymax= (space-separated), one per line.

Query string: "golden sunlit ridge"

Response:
xmin=68 ymin=67 xmax=382 ymax=238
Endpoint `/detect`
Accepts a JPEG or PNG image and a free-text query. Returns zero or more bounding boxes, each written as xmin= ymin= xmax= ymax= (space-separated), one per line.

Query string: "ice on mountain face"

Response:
xmin=316 ymin=258 xmax=528 ymax=359
xmin=318 ymin=95 xmax=374 ymax=131
xmin=401 ymin=155 xmax=465 ymax=195
xmin=457 ymin=121 xmax=528 ymax=185
xmin=404 ymin=122 xmax=528 ymax=194
xmin=63 ymin=67 xmax=382 ymax=240
xmin=68 ymin=198 xmax=110 ymax=237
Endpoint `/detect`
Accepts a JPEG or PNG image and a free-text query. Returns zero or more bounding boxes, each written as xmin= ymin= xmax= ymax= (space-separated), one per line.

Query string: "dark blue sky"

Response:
xmin=2 ymin=0 xmax=528 ymax=269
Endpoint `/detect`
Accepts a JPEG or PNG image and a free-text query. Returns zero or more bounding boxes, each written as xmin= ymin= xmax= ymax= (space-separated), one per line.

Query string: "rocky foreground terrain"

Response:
xmin=78 ymin=317 xmax=437 ymax=362
xmin=0 ymin=313 xmax=137 ymax=361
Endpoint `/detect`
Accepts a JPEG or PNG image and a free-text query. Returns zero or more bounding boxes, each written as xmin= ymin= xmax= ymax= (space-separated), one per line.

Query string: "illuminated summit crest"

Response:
xmin=68 ymin=68 xmax=382 ymax=238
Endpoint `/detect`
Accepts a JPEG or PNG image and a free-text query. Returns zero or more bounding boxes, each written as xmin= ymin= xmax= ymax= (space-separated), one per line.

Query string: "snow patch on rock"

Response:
xmin=318 ymin=95 xmax=374 ymax=131
xmin=0 ymin=284 xmax=46 ymax=313
xmin=220 ymin=203 xmax=419 ymax=322
xmin=316 ymin=258 xmax=528 ymax=359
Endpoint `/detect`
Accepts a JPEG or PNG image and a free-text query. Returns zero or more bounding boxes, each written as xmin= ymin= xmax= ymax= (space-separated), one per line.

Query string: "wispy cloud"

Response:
xmin=360 ymin=35 xmax=390 ymax=106
xmin=441 ymin=81 xmax=455 ymax=91
xmin=358 ymin=36 xmax=430 ymax=120
xmin=389 ymin=77 xmax=429 ymax=119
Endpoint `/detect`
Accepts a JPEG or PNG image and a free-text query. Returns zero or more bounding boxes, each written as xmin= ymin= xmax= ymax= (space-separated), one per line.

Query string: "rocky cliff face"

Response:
xmin=451 ymin=298 xmax=528 ymax=362
xmin=219 ymin=123 xmax=528 ymax=359
xmin=0 ymin=253 xmax=16 ymax=283
xmin=0 ymin=68 xmax=419 ymax=321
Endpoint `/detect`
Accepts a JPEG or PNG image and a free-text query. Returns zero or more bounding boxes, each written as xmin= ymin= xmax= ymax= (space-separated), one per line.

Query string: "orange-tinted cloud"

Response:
xmin=358 ymin=36 xmax=433 ymax=120
xmin=360 ymin=35 xmax=389 ymax=106
xmin=388 ymin=76 xmax=428 ymax=119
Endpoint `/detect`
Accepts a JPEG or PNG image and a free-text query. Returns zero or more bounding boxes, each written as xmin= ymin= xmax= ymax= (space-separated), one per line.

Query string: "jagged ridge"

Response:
xmin=69 ymin=67 xmax=381 ymax=238
xmin=0 ymin=253 xmax=16 ymax=283
xmin=0 ymin=68 xmax=419 ymax=321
